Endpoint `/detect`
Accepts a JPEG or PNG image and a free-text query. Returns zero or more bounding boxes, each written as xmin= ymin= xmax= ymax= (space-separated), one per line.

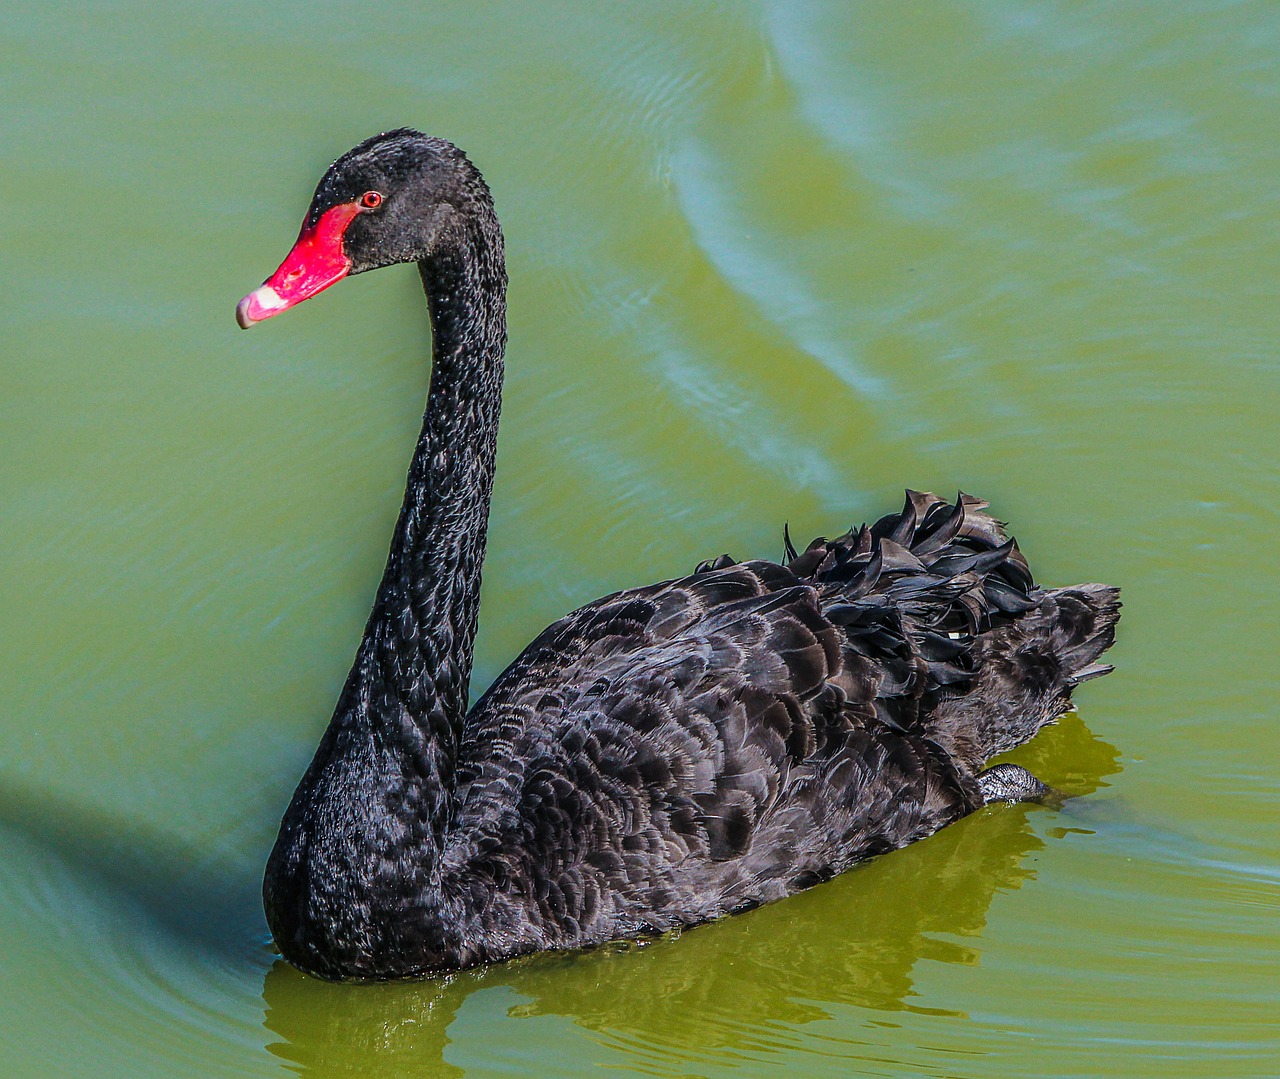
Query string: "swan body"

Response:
xmin=239 ymin=130 xmax=1119 ymax=981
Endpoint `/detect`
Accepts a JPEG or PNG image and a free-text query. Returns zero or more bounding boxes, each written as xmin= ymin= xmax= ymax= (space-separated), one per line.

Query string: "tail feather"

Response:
xmin=1049 ymin=582 xmax=1122 ymax=679
xmin=934 ymin=582 xmax=1121 ymax=767
xmin=787 ymin=491 xmax=1121 ymax=772
xmin=1070 ymin=662 xmax=1115 ymax=685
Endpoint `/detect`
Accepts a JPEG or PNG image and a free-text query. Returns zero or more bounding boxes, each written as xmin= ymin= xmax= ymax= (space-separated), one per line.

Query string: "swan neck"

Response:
xmin=355 ymin=211 xmax=506 ymax=777
xmin=406 ymin=225 xmax=507 ymax=722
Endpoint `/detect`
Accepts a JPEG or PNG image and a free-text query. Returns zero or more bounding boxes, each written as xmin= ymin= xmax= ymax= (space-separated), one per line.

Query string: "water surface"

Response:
xmin=1 ymin=2 xmax=1277 ymax=1076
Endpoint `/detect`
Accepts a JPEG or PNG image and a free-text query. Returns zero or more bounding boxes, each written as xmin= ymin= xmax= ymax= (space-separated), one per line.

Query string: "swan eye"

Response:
xmin=360 ymin=191 xmax=383 ymax=209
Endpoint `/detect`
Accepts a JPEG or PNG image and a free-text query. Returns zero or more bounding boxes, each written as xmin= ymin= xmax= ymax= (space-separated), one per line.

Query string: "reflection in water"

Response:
xmin=0 ymin=781 xmax=263 ymax=962
xmin=262 ymin=714 xmax=1119 ymax=1076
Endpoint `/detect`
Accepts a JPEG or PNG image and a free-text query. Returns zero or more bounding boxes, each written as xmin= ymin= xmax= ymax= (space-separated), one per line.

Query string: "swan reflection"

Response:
xmin=262 ymin=712 xmax=1119 ymax=1075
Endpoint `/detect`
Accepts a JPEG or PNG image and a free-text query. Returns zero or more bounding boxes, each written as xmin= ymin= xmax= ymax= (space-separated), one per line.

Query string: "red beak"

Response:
xmin=236 ymin=202 xmax=362 ymax=328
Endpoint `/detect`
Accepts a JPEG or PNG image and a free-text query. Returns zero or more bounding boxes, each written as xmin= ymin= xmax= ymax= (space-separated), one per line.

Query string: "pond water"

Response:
xmin=2 ymin=2 xmax=1276 ymax=1076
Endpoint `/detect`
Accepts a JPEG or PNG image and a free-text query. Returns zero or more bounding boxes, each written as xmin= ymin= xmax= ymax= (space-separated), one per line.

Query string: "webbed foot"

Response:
xmin=977 ymin=763 xmax=1051 ymax=805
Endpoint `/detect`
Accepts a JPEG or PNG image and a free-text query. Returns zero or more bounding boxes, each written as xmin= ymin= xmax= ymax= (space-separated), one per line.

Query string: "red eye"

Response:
xmin=360 ymin=191 xmax=383 ymax=209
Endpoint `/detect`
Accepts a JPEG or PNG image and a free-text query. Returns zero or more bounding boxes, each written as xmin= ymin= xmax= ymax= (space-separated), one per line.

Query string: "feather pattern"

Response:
xmin=422 ymin=492 xmax=1119 ymax=972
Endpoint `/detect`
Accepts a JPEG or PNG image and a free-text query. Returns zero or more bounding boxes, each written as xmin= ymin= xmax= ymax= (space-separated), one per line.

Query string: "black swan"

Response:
xmin=237 ymin=129 xmax=1120 ymax=981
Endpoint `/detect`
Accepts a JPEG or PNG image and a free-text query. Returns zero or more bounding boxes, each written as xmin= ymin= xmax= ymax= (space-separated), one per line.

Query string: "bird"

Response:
xmin=237 ymin=129 xmax=1120 ymax=981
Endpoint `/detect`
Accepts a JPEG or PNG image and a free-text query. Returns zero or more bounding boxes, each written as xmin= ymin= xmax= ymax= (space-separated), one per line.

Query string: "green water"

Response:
xmin=2 ymin=2 xmax=1277 ymax=1075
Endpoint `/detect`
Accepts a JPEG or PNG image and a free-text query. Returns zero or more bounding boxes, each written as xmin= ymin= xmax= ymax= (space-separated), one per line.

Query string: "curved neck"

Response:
xmin=340 ymin=211 xmax=506 ymax=798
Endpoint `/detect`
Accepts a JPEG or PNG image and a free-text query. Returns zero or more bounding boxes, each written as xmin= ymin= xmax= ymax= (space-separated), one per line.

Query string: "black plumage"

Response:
xmin=241 ymin=129 xmax=1121 ymax=981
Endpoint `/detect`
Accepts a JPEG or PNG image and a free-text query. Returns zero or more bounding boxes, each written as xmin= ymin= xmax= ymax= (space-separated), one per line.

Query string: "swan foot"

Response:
xmin=977 ymin=763 xmax=1051 ymax=805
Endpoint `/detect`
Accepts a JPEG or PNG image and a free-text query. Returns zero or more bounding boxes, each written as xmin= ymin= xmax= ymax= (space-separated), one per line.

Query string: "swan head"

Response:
xmin=237 ymin=129 xmax=495 ymax=328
